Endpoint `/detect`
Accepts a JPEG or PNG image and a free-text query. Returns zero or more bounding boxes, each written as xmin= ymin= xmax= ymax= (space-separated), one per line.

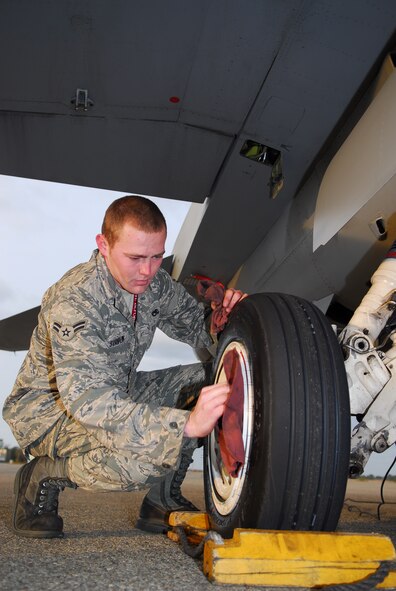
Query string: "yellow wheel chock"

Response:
xmin=168 ymin=511 xmax=396 ymax=588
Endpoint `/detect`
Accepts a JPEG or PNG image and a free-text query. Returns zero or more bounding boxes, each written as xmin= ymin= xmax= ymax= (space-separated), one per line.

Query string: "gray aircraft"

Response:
xmin=0 ymin=1 xmax=395 ymax=535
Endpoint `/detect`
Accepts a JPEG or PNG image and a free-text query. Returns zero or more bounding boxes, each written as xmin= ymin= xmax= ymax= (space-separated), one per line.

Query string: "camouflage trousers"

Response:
xmin=29 ymin=362 xmax=210 ymax=491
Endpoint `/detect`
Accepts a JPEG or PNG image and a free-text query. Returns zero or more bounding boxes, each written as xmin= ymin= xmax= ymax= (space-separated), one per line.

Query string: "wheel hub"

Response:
xmin=208 ymin=341 xmax=254 ymax=516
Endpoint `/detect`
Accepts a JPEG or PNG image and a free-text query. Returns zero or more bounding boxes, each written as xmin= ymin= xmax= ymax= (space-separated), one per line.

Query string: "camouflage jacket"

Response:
xmin=3 ymin=251 xmax=212 ymax=468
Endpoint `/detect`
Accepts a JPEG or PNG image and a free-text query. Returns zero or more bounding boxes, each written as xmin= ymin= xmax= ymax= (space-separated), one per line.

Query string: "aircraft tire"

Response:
xmin=204 ymin=292 xmax=350 ymax=538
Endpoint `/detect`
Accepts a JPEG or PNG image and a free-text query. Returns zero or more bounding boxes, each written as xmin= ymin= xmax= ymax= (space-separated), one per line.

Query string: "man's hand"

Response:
xmin=184 ymin=383 xmax=230 ymax=438
xmin=219 ymin=288 xmax=247 ymax=314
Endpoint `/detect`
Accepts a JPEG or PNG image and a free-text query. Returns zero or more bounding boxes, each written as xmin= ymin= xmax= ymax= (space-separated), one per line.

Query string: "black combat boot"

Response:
xmin=136 ymin=451 xmax=199 ymax=534
xmin=13 ymin=456 xmax=77 ymax=538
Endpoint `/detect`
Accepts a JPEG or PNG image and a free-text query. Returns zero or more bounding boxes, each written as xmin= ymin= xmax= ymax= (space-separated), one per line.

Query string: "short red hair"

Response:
xmin=102 ymin=196 xmax=167 ymax=246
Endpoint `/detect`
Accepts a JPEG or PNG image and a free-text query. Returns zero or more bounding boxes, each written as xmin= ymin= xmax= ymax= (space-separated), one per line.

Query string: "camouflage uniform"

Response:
xmin=3 ymin=251 xmax=213 ymax=491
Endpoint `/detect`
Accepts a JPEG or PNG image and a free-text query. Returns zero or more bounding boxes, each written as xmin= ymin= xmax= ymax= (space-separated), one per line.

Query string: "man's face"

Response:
xmin=96 ymin=223 xmax=166 ymax=294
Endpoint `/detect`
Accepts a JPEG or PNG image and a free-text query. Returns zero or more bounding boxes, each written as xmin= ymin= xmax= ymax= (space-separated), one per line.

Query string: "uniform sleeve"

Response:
xmin=48 ymin=293 xmax=189 ymax=469
xmin=156 ymin=273 xmax=214 ymax=349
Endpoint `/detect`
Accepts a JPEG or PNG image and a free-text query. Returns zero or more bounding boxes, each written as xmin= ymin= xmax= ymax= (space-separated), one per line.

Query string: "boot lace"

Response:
xmin=34 ymin=478 xmax=77 ymax=516
xmin=170 ymin=453 xmax=197 ymax=509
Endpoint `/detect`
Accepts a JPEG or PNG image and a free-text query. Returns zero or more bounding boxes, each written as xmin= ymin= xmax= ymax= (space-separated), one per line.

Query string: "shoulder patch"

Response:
xmin=53 ymin=320 xmax=86 ymax=341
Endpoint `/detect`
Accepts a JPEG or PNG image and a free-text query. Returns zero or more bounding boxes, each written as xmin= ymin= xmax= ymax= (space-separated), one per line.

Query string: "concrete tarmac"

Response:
xmin=0 ymin=463 xmax=395 ymax=591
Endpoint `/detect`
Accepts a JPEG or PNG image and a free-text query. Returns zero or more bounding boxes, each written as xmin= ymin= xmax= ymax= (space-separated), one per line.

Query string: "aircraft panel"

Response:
xmin=175 ymin=5 xmax=396 ymax=283
xmin=0 ymin=114 xmax=232 ymax=202
xmin=179 ymin=1 xmax=302 ymax=130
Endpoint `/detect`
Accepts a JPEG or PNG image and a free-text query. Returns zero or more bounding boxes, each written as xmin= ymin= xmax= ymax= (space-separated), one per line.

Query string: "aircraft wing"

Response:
xmin=0 ymin=307 xmax=40 ymax=352
xmin=1 ymin=2 xmax=396 ymax=350
xmin=1 ymin=2 xmax=395 ymax=284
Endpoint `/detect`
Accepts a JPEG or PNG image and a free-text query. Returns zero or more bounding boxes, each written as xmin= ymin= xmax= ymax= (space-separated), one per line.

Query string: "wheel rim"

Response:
xmin=207 ymin=340 xmax=254 ymax=516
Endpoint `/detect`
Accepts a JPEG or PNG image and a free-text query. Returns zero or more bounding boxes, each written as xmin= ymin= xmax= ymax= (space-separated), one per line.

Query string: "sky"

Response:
xmin=1 ymin=174 xmax=395 ymax=477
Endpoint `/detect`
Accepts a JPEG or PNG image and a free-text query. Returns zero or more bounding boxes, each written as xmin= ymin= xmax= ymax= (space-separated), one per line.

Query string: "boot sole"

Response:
xmin=12 ymin=462 xmax=64 ymax=539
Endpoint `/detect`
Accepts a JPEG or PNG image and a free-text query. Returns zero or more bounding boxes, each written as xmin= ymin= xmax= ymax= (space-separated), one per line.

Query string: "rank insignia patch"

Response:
xmin=53 ymin=320 xmax=86 ymax=340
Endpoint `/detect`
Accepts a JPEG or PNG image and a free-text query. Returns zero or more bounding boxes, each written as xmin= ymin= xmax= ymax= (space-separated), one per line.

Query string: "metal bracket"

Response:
xmin=71 ymin=88 xmax=94 ymax=111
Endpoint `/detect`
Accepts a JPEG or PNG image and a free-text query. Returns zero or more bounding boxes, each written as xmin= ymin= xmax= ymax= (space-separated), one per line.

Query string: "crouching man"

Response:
xmin=3 ymin=195 xmax=245 ymax=538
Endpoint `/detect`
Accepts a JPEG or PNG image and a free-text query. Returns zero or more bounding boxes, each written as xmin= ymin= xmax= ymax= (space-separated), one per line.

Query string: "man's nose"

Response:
xmin=140 ymin=259 xmax=151 ymax=276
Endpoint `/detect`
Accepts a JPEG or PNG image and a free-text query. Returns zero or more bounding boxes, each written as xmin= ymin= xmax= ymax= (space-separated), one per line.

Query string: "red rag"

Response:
xmin=196 ymin=279 xmax=228 ymax=334
xmin=217 ymin=348 xmax=245 ymax=477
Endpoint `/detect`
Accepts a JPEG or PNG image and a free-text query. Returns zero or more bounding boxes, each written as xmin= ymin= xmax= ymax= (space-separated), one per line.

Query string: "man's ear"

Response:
xmin=96 ymin=234 xmax=109 ymax=257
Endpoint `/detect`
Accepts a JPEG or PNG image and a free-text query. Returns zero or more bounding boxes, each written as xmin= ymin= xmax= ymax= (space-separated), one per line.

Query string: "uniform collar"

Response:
xmin=93 ymin=250 xmax=130 ymax=318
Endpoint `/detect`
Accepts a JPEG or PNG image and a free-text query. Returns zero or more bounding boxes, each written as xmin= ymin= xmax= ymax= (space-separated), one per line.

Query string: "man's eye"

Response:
xmin=153 ymin=255 xmax=163 ymax=260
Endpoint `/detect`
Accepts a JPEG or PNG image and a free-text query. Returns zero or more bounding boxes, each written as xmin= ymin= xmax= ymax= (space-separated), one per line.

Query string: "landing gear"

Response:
xmin=204 ymin=293 xmax=350 ymax=538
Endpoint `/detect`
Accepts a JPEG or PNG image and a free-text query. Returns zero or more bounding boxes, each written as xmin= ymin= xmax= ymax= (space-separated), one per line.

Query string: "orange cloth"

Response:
xmin=217 ymin=348 xmax=245 ymax=477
